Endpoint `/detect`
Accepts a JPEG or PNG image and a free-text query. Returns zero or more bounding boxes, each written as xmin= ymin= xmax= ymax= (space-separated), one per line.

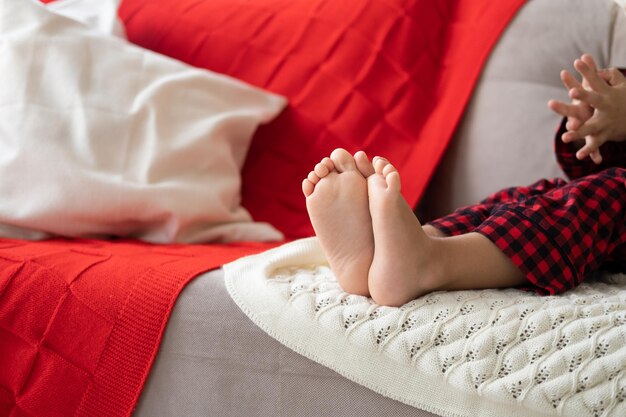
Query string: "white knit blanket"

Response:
xmin=223 ymin=238 xmax=626 ymax=417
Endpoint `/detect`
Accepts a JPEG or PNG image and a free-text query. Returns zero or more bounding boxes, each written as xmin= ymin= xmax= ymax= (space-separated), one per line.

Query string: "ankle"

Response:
xmin=414 ymin=236 xmax=448 ymax=294
xmin=368 ymin=234 xmax=443 ymax=306
xmin=423 ymin=225 xmax=445 ymax=238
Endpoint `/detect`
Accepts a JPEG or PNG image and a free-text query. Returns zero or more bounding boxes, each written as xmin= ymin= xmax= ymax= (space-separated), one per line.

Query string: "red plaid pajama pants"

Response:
xmin=428 ymin=120 xmax=626 ymax=295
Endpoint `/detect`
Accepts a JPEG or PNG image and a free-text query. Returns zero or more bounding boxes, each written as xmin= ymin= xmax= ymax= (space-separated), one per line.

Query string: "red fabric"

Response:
xmin=0 ymin=238 xmax=276 ymax=417
xmin=119 ymin=0 xmax=527 ymax=239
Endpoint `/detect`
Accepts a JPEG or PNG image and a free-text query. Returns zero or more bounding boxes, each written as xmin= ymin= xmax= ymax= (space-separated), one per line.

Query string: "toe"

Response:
xmin=373 ymin=156 xmax=389 ymax=174
xmin=321 ymin=157 xmax=335 ymax=172
xmin=314 ymin=162 xmax=331 ymax=178
xmin=312 ymin=157 xmax=335 ymax=179
xmin=354 ymin=151 xmax=375 ymax=177
xmin=386 ymin=171 xmax=401 ymax=193
xmin=382 ymin=163 xmax=396 ymax=177
xmin=307 ymin=171 xmax=321 ymax=184
xmin=330 ymin=148 xmax=357 ymax=173
xmin=302 ymin=179 xmax=314 ymax=196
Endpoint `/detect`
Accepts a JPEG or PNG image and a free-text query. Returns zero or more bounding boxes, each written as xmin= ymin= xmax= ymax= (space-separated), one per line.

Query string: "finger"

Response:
xmin=560 ymin=69 xmax=582 ymax=91
xmin=574 ymin=58 xmax=609 ymax=93
xmin=579 ymin=55 xmax=598 ymax=90
xmin=576 ymin=142 xmax=602 ymax=164
xmin=576 ymin=137 xmax=602 ymax=162
xmin=561 ymin=131 xmax=574 ymax=143
xmin=572 ymin=118 xmax=601 ymax=139
xmin=562 ymin=130 xmax=582 ymax=143
xmin=580 ymin=54 xmax=598 ymax=72
xmin=547 ymin=99 xmax=571 ymax=117
xmin=565 ymin=117 xmax=582 ymax=131
xmin=569 ymin=87 xmax=603 ymax=108
xmin=547 ymin=99 xmax=584 ymax=119
xmin=562 ymin=116 xmax=601 ymax=142
xmin=589 ymin=149 xmax=603 ymax=164
xmin=597 ymin=68 xmax=626 ymax=86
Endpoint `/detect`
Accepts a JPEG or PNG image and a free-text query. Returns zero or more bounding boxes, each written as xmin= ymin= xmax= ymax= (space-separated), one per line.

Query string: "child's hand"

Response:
xmin=548 ymin=68 xmax=594 ymax=131
xmin=561 ymin=55 xmax=626 ymax=163
xmin=548 ymin=55 xmax=600 ymax=162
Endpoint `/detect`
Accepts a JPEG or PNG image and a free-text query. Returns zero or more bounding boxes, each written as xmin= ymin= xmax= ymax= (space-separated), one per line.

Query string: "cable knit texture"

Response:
xmin=224 ymin=238 xmax=626 ymax=417
xmin=0 ymin=238 xmax=275 ymax=417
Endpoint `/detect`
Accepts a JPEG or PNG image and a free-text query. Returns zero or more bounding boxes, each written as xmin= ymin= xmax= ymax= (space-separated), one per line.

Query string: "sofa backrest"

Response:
xmin=421 ymin=0 xmax=626 ymax=219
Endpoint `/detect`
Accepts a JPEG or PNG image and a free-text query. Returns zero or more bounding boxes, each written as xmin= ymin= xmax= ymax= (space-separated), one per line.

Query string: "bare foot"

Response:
xmin=303 ymin=149 xmax=375 ymax=296
xmin=367 ymin=158 xmax=442 ymax=306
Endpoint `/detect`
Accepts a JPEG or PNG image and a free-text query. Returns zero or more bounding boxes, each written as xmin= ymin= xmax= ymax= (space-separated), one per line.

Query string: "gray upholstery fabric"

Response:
xmin=134 ymin=269 xmax=433 ymax=417
xmin=135 ymin=1 xmax=626 ymax=416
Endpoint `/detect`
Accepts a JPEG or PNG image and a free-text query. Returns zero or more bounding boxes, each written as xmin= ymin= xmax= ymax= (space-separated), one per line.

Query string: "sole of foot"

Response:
xmin=367 ymin=157 xmax=439 ymax=306
xmin=303 ymin=149 xmax=375 ymax=297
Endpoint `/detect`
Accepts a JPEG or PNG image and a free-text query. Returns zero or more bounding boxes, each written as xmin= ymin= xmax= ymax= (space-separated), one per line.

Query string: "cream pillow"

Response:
xmin=0 ymin=0 xmax=286 ymax=243
xmin=48 ymin=0 xmax=126 ymax=38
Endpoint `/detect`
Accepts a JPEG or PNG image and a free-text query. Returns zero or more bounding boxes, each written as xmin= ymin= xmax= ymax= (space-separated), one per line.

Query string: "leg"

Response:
xmin=427 ymin=177 xmax=569 ymax=237
xmin=303 ymin=149 xmax=376 ymax=296
xmin=367 ymin=159 xmax=526 ymax=307
xmin=475 ymin=167 xmax=626 ymax=294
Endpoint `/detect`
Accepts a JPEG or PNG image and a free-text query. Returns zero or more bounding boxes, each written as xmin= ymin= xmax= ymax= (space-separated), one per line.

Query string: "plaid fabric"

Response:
xmin=429 ymin=166 xmax=626 ymax=295
xmin=555 ymin=117 xmax=626 ymax=180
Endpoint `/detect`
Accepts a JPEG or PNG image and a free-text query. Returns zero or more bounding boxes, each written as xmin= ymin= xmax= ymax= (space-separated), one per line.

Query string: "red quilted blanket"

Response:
xmin=0 ymin=238 xmax=276 ymax=417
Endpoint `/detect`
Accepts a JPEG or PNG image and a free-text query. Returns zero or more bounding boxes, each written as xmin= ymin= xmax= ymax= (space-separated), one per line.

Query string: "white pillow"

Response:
xmin=0 ymin=0 xmax=286 ymax=243
xmin=47 ymin=0 xmax=126 ymax=38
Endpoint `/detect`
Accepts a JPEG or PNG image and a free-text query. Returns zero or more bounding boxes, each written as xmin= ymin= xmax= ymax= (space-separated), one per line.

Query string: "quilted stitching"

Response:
xmin=0 ymin=239 xmax=275 ymax=417
xmin=120 ymin=0 xmax=527 ymax=238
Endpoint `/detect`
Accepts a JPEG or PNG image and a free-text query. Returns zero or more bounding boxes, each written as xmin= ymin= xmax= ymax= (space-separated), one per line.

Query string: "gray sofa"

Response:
xmin=135 ymin=1 xmax=626 ymax=416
